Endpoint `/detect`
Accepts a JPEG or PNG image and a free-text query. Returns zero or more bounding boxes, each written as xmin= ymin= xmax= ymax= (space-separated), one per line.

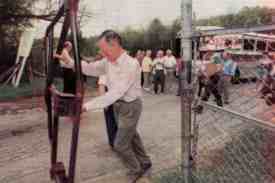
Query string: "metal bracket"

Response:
xmin=181 ymin=82 xmax=196 ymax=102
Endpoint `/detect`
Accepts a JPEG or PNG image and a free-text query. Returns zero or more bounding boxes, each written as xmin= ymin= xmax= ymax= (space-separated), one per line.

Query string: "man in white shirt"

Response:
xmin=142 ymin=50 xmax=153 ymax=91
xmin=55 ymin=30 xmax=151 ymax=182
xmin=164 ymin=49 xmax=177 ymax=94
xmin=152 ymin=50 xmax=166 ymax=94
xmin=135 ymin=50 xmax=144 ymax=87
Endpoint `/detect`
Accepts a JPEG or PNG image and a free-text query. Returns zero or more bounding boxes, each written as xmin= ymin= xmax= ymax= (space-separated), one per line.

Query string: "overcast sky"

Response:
xmin=37 ymin=0 xmax=275 ymax=37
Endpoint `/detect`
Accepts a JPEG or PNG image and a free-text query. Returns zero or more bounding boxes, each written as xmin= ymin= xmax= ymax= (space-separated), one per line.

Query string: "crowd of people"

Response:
xmin=134 ymin=49 xmax=182 ymax=95
xmin=197 ymin=50 xmax=275 ymax=107
xmin=132 ymin=48 xmax=239 ymax=107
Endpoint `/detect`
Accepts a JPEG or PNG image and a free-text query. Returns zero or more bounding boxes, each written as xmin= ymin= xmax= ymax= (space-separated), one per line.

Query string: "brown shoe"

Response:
xmin=128 ymin=172 xmax=143 ymax=183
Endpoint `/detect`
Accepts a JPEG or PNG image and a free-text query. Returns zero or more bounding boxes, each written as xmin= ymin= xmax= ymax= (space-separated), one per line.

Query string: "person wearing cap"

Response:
xmin=54 ymin=30 xmax=152 ymax=183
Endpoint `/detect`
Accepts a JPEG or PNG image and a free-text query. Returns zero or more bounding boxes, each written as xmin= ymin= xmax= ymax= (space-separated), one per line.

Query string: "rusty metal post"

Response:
xmin=180 ymin=0 xmax=193 ymax=182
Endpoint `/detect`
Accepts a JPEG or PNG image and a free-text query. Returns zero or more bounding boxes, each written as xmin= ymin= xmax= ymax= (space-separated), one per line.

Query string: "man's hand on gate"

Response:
xmin=54 ymin=53 xmax=61 ymax=59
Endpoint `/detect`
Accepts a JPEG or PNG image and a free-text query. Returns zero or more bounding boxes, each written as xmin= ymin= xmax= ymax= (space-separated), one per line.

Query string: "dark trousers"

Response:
xmin=202 ymin=74 xmax=223 ymax=107
xmin=261 ymin=75 xmax=274 ymax=96
xmin=154 ymin=70 xmax=165 ymax=94
xmin=197 ymin=76 xmax=206 ymax=97
xmin=63 ymin=68 xmax=76 ymax=94
xmin=113 ymin=99 xmax=151 ymax=174
xmin=104 ymin=105 xmax=118 ymax=148
xmin=141 ymin=72 xmax=144 ymax=87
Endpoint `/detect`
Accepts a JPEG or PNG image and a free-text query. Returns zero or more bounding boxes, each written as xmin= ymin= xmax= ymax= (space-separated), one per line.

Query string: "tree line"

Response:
xmin=81 ymin=6 xmax=275 ymax=57
xmin=1 ymin=2 xmax=275 ymax=74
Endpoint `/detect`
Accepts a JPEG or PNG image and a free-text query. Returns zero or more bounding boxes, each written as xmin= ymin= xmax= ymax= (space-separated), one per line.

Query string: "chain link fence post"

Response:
xmin=180 ymin=0 xmax=194 ymax=182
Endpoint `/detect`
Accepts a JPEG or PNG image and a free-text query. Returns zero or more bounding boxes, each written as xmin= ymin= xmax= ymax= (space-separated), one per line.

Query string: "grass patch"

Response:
xmin=0 ymin=77 xmax=97 ymax=101
xmin=0 ymin=78 xmax=64 ymax=101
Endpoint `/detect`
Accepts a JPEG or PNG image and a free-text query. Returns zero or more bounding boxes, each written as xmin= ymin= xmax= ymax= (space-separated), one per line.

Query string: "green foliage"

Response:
xmin=0 ymin=0 xmax=37 ymax=71
xmin=0 ymin=78 xmax=44 ymax=100
xmin=84 ymin=18 xmax=180 ymax=57
xmin=196 ymin=6 xmax=275 ymax=28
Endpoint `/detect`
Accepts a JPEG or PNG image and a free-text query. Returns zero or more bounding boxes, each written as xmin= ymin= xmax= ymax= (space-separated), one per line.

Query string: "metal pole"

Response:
xmin=180 ymin=0 xmax=193 ymax=182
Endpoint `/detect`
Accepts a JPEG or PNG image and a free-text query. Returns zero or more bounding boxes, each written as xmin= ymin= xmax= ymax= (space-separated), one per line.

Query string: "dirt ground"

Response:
xmin=0 ymin=84 xmax=274 ymax=183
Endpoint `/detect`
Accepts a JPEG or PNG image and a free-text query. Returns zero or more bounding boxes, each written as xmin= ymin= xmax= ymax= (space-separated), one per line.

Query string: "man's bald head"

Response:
xmin=64 ymin=41 xmax=73 ymax=51
xmin=166 ymin=49 xmax=172 ymax=56
xmin=157 ymin=50 xmax=164 ymax=58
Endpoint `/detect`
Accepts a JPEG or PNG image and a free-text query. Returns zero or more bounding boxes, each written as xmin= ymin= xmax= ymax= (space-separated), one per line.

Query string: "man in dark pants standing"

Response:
xmin=202 ymin=73 xmax=223 ymax=107
xmin=152 ymin=50 xmax=166 ymax=94
xmin=98 ymin=75 xmax=118 ymax=148
xmin=55 ymin=30 xmax=152 ymax=183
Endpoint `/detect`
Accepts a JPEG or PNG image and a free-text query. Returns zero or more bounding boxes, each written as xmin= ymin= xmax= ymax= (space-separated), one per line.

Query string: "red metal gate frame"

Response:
xmin=44 ymin=0 xmax=84 ymax=183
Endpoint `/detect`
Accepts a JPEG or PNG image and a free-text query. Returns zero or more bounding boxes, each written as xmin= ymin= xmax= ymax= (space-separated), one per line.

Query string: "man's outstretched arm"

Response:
xmin=54 ymin=51 xmax=106 ymax=76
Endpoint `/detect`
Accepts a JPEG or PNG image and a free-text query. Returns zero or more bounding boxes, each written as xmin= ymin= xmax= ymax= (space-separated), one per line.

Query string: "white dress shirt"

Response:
xmin=98 ymin=75 xmax=107 ymax=86
xmin=153 ymin=58 xmax=165 ymax=70
xmin=63 ymin=52 xmax=142 ymax=111
xmin=164 ymin=56 xmax=177 ymax=69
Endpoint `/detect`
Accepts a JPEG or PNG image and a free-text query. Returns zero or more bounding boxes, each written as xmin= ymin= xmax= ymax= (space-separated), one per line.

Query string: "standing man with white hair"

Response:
xmin=164 ymin=49 xmax=177 ymax=94
xmin=142 ymin=50 xmax=153 ymax=91
xmin=152 ymin=50 xmax=166 ymax=94
xmin=54 ymin=30 xmax=152 ymax=183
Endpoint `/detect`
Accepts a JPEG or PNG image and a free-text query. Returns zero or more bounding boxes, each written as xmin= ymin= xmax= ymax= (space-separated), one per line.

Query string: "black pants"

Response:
xmin=141 ymin=72 xmax=144 ymax=87
xmin=202 ymin=74 xmax=223 ymax=107
xmin=63 ymin=68 xmax=76 ymax=94
xmin=104 ymin=105 xmax=118 ymax=148
xmin=197 ymin=75 xmax=206 ymax=97
xmin=154 ymin=70 xmax=165 ymax=94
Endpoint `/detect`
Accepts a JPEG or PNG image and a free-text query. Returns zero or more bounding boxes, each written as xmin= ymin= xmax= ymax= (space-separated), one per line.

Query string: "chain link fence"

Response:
xmin=155 ymin=59 xmax=275 ymax=182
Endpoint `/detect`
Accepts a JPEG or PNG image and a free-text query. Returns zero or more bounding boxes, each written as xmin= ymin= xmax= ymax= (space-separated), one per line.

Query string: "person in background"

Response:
xmin=220 ymin=51 xmax=237 ymax=104
xmin=256 ymin=62 xmax=267 ymax=91
xmin=260 ymin=61 xmax=275 ymax=105
xmin=60 ymin=41 xmax=76 ymax=94
xmin=142 ymin=50 xmax=153 ymax=91
xmin=201 ymin=53 xmax=224 ymax=107
xmin=136 ymin=50 xmax=145 ymax=67
xmin=98 ymin=74 xmax=118 ymax=149
xmin=141 ymin=50 xmax=146 ymax=60
xmin=152 ymin=50 xmax=166 ymax=94
xmin=95 ymin=51 xmax=118 ymax=149
xmin=176 ymin=57 xmax=184 ymax=96
xmin=135 ymin=50 xmax=144 ymax=87
xmin=164 ymin=49 xmax=177 ymax=94
xmin=197 ymin=52 xmax=218 ymax=98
